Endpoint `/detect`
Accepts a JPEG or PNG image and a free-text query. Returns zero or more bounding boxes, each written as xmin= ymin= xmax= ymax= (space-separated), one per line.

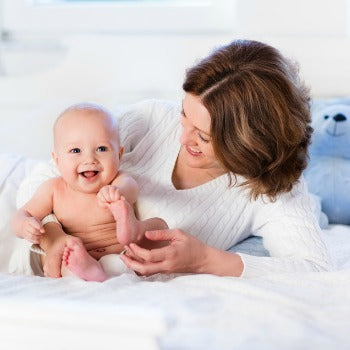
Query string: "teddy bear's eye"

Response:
xmin=324 ymin=115 xmax=329 ymax=120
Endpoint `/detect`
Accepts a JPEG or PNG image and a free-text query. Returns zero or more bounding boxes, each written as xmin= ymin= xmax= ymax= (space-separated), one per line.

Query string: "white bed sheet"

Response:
xmin=1 ymin=154 xmax=350 ymax=350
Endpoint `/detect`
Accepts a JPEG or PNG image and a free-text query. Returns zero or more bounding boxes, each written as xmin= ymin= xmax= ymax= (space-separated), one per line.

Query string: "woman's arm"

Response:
xmin=120 ymin=229 xmax=244 ymax=277
xmin=238 ymin=178 xmax=332 ymax=277
xmin=120 ymin=215 xmax=330 ymax=278
xmin=120 ymin=180 xmax=332 ymax=278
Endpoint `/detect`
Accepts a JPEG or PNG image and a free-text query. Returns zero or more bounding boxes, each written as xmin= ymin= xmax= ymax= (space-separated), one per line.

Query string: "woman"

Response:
xmin=16 ymin=39 xmax=331 ymax=278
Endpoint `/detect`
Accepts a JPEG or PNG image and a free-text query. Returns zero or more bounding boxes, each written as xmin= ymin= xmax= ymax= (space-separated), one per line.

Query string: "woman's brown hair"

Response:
xmin=183 ymin=39 xmax=312 ymax=200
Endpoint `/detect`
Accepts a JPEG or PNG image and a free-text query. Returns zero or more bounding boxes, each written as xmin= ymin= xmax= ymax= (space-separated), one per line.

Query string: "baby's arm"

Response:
xmin=12 ymin=179 xmax=55 ymax=244
xmin=97 ymin=172 xmax=139 ymax=208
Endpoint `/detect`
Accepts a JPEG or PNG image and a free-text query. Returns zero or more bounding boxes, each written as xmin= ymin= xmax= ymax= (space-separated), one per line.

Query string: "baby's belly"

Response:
xmin=66 ymin=222 xmax=124 ymax=259
xmin=88 ymin=243 xmax=125 ymax=260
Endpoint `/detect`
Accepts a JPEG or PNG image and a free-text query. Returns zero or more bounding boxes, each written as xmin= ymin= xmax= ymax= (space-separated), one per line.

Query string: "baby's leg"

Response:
xmin=110 ymin=197 xmax=168 ymax=246
xmin=62 ymin=240 xmax=108 ymax=282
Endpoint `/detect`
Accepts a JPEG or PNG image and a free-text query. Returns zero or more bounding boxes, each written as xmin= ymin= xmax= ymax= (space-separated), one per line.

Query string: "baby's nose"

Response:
xmin=84 ymin=152 xmax=97 ymax=164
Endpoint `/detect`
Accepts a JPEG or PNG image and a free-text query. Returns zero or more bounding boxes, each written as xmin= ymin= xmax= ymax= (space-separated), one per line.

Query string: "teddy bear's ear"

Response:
xmin=311 ymin=99 xmax=328 ymax=114
xmin=311 ymin=98 xmax=350 ymax=115
xmin=330 ymin=97 xmax=350 ymax=106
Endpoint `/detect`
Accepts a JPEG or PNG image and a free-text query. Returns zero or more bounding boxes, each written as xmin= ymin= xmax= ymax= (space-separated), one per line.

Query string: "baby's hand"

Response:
xmin=21 ymin=217 xmax=45 ymax=244
xmin=97 ymin=185 xmax=122 ymax=208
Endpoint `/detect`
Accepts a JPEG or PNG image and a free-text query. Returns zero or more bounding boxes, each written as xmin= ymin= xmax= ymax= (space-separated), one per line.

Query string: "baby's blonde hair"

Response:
xmin=54 ymin=102 xmax=118 ymax=131
xmin=53 ymin=102 xmax=120 ymax=148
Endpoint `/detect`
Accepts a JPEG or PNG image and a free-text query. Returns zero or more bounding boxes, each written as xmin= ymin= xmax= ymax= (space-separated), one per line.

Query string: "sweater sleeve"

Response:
xmin=237 ymin=178 xmax=333 ymax=277
xmin=117 ymin=99 xmax=179 ymax=154
xmin=16 ymin=160 xmax=59 ymax=208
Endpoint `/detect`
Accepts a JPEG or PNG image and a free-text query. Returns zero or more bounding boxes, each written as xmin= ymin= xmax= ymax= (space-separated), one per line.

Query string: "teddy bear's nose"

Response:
xmin=333 ymin=113 xmax=347 ymax=122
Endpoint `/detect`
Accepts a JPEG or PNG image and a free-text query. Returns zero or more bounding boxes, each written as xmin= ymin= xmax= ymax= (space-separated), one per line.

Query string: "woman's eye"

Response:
xmin=70 ymin=148 xmax=81 ymax=153
xmin=97 ymin=146 xmax=107 ymax=152
xmin=198 ymin=132 xmax=209 ymax=143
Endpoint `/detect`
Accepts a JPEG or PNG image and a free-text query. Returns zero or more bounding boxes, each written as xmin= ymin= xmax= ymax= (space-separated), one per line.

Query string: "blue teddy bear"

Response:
xmin=304 ymin=101 xmax=350 ymax=225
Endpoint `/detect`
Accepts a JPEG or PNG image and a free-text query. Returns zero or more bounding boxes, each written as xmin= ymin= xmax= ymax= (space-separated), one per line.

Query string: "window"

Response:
xmin=2 ymin=0 xmax=236 ymax=36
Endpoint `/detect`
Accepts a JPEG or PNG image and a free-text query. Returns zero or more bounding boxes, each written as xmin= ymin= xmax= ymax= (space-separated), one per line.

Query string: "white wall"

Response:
xmin=0 ymin=0 xmax=350 ymax=158
xmin=235 ymin=0 xmax=350 ymax=98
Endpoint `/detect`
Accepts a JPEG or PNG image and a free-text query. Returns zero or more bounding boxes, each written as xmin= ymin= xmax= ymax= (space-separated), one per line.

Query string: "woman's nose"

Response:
xmin=180 ymin=126 xmax=196 ymax=145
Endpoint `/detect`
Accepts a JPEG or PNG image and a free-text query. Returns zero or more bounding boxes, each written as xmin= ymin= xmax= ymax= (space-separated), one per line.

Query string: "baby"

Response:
xmin=12 ymin=103 xmax=168 ymax=281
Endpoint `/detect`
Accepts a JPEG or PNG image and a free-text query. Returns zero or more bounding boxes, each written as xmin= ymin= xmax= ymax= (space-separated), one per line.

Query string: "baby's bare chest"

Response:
xmin=53 ymin=189 xmax=114 ymax=234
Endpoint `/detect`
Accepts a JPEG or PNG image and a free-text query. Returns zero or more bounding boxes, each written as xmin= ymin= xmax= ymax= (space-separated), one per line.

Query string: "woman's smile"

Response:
xmin=186 ymin=145 xmax=202 ymax=156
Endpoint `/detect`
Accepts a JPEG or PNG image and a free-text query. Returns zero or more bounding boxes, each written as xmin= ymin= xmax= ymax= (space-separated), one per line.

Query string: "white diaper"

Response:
xmin=98 ymin=254 xmax=132 ymax=277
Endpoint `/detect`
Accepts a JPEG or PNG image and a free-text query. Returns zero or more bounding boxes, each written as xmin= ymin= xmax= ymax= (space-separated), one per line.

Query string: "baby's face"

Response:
xmin=53 ymin=110 xmax=122 ymax=194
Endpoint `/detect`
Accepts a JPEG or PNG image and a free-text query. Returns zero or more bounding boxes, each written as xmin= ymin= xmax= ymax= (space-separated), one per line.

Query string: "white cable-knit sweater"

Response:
xmin=17 ymin=100 xmax=331 ymax=277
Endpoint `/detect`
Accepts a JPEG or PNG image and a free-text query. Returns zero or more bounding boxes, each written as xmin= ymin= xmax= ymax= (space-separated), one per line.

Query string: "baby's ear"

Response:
xmin=51 ymin=151 xmax=59 ymax=166
xmin=119 ymin=147 xmax=124 ymax=159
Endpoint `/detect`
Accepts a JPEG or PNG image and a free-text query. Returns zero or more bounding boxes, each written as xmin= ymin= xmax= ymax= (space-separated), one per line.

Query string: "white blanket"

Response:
xmin=0 ymin=154 xmax=38 ymax=273
xmin=0 ymin=267 xmax=350 ymax=349
xmin=1 ymin=154 xmax=350 ymax=349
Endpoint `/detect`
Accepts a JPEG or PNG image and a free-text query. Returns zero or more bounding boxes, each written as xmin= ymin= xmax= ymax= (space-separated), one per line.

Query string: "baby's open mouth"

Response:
xmin=80 ymin=171 xmax=99 ymax=178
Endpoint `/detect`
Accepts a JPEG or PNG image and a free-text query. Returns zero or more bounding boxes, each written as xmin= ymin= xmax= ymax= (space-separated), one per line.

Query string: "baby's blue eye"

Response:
xmin=70 ymin=148 xmax=81 ymax=153
xmin=97 ymin=146 xmax=107 ymax=152
xmin=324 ymin=115 xmax=329 ymax=120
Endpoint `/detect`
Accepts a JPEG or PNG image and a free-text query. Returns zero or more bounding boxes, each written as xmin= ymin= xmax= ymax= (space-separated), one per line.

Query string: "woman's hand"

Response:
xmin=119 ymin=229 xmax=209 ymax=276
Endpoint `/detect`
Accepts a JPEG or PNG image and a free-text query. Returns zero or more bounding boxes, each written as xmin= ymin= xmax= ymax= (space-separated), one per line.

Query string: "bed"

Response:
xmin=1 ymin=36 xmax=350 ymax=349
xmin=1 ymin=153 xmax=350 ymax=350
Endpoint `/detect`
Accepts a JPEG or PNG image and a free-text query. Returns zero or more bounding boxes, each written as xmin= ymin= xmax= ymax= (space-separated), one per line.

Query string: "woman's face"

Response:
xmin=179 ymin=93 xmax=225 ymax=177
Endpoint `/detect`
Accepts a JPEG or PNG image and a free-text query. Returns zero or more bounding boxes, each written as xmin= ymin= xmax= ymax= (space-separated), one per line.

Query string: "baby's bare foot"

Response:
xmin=110 ymin=197 xmax=143 ymax=246
xmin=62 ymin=240 xmax=107 ymax=282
